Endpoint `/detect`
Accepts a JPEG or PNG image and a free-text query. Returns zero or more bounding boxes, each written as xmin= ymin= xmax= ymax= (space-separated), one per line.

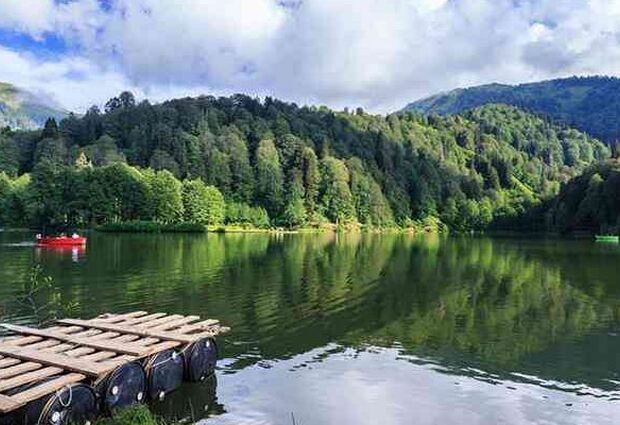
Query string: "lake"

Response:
xmin=0 ymin=231 xmax=619 ymax=424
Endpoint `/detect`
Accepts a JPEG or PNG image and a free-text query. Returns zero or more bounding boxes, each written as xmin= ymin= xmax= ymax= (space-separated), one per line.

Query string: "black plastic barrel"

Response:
xmin=2 ymin=379 xmax=97 ymax=425
xmin=0 ymin=411 xmax=19 ymax=425
xmin=184 ymin=337 xmax=218 ymax=382
xmin=143 ymin=349 xmax=184 ymax=401
xmin=25 ymin=383 xmax=97 ymax=425
xmin=95 ymin=361 xmax=146 ymax=414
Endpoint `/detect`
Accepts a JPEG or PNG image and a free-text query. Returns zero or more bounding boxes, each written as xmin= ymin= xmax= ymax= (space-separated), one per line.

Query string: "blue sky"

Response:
xmin=0 ymin=0 xmax=619 ymax=112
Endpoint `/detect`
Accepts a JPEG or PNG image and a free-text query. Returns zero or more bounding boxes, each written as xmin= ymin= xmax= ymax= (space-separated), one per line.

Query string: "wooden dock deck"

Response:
xmin=0 ymin=311 xmax=228 ymax=419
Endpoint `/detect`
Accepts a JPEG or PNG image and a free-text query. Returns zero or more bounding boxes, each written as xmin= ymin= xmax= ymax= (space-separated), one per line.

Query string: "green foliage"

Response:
xmin=94 ymin=405 xmax=163 ymax=425
xmin=226 ymin=202 xmax=270 ymax=228
xmin=144 ymin=169 xmax=184 ymax=224
xmin=546 ymin=160 xmax=620 ymax=234
xmin=0 ymin=135 xmax=19 ymax=176
xmin=255 ymin=139 xmax=284 ymax=217
xmin=281 ymin=170 xmax=306 ymax=228
xmin=182 ymin=179 xmax=225 ymax=226
xmin=97 ymin=220 xmax=206 ymax=233
xmin=319 ymin=156 xmax=356 ymax=223
xmin=79 ymin=134 xmax=126 ymax=166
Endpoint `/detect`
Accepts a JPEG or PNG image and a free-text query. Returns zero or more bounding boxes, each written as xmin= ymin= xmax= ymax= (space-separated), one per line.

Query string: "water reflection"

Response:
xmin=0 ymin=232 xmax=619 ymax=423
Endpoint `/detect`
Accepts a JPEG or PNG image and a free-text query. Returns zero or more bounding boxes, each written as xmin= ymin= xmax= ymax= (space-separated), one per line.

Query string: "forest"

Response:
xmin=0 ymin=92 xmax=611 ymax=231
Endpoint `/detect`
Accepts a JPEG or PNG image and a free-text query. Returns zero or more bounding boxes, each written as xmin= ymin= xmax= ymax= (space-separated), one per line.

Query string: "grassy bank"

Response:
xmin=95 ymin=217 xmax=448 ymax=235
xmin=96 ymin=221 xmax=207 ymax=233
xmin=95 ymin=406 xmax=164 ymax=425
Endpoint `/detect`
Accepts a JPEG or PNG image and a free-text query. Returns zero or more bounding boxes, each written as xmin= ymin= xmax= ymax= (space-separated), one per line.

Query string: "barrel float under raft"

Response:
xmin=2 ymin=380 xmax=97 ymax=425
xmin=25 ymin=383 xmax=97 ymax=425
xmin=150 ymin=374 xmax=220 ymax=423
xmin=184 ymin=337 xmax=218 ymax=382
xmin=94 ymin=362 xmax=146 ymax=414
xmin=144 ymin=349 xmax=184 ymax=401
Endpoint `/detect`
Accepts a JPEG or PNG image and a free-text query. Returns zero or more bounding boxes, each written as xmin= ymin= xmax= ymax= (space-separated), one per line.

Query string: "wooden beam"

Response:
xmin=58 ymin=319 xmax=203 ymax=344
xmin=177 ymin=319 xmax=220 ymax=334
xmin=96 ymin=311 xmax=148 ymax=322
xmin=128 ymin=314 xmax=184 ymax=329
xmin=149 ymin=315 xmax=200 ymax=331
xmin=0 ymin=366 xmax=63 ymax=392
xmin=10 ymin=373 xmax=85 ymax=408
xmin=0 ymin=358 xmax=21 ymax=368
xmin=0 ymin=393 xmax=21 ymax=414
xmin=2 ymin=324 xmax=150 ymax=356
xmin=119 ymin=312 xmax=169 ymax=326
xmin=0 ymin=345 xmax=119 ymax=377
xmin=0 ymin=362 xmax=41 ymax=379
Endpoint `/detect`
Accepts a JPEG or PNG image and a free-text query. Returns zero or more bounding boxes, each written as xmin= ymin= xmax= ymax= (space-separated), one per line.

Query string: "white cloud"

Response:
xmin=0 ymin=45 xmax=134 ymax=111
xmin=1 ymin=0 xmax=620 ymax=112
xmin=0 ymin=0 xmax=55 ymax=38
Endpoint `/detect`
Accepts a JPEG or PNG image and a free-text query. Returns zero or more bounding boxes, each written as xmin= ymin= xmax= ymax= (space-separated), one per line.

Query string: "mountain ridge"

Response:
xmin=403 ymin=76 xmax=620 ymax=144
xmin=0 ymin=82 xmax=68 ymax=130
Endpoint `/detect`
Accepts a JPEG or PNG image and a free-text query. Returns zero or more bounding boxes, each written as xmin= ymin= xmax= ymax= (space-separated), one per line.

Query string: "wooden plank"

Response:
xmin=61 ymin=347 xmax=96 ymax=357
xmin=2 ymin=324 xmax=150 ymax=356
xmin=177 ymin=319 xmax=220 ymax=334
xmin=96 ymin=311 xmax=148 ymax=322
xmin=23 ymin=339 xmax=64 ymax=351
xmin=81 ymin=351 xmax=120 ymax=362
xmin=10 ymin=373 xmax=85 ymax=407
xmin=0 ymin=345 xmax=116 ymax=377
xmin=149 ymin=315 xmax=201 ymax=331
xmin=119 ymin=313 xmax=168 ymax=326
xmin=58 ymin=319 xmax=204 ymax=344
xmin=0 ymin=362 xmax=41 ymax=379
xmin=3 ymin=336 xmax=42 ymax=346
xmin=0 ymin=366 xmax=63 ymax=392
xmin=130 ymin=314 xmax=184 ymax=329
xmin=0 ymin=358 xmax=21 ymax=368
xmin=1 ymin=326 xmax=84 ymax=348
xmin=96 ymin=312 xmax=166 ymax=327
xmin=145 ymin=340 xmax=181 ymax=353
xmin=0 ymin=393 xmax=21 ymax=414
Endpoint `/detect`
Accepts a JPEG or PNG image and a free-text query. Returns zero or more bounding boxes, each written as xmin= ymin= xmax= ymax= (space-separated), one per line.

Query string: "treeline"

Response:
xmin=0 ymin=93 xmax=610 ymax=230
xmin=0 ymin=162 xmax=276 ymax=229
xmin=545 ymin=160 xmax=620 ymax=234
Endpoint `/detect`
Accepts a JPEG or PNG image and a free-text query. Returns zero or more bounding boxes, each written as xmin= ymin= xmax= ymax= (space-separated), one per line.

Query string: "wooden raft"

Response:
xmin=0 ymin=311 xmax=228 ymax=414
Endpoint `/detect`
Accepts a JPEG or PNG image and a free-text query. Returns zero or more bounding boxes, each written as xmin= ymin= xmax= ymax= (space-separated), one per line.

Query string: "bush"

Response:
xmin=95 ymin=405 xmax=162 ymax=425
xmin=225 ymin=202 xmax=270 ymax=228
xmin=97 ymin=221 xmax=206 ymax=233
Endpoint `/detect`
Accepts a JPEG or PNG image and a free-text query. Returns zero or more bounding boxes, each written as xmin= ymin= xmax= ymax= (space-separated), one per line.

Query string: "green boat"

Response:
xmin=595 ymin=235 xmax=619 ymax=243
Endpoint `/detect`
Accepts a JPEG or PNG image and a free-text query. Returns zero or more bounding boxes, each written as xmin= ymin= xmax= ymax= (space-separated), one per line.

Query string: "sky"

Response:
xmin=0 ymin=0 xmax=620 ymax=113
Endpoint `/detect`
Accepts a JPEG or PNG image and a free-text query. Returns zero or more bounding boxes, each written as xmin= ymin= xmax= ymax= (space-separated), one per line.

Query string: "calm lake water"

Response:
xmin=0 ymin=231 xmax=619 ymax=424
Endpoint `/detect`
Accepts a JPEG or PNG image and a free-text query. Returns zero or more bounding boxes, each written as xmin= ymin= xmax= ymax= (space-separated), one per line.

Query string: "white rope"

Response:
xmin=57 ymin=384 xmax=73 ymax=408
xmin=148 ymin=344 xmax=191 ymax=370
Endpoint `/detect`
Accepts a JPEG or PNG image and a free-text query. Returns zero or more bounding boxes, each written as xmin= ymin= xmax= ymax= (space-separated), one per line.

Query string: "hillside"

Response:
xmin=403 ymin=76 xmax=620 ymax=144
xmin=0 ymin=94 xmax=610 ymax=230
xmin=0 ymin=82 xmax=67 ymax=131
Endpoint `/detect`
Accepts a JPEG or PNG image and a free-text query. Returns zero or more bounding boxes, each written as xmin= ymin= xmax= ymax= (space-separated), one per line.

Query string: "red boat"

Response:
xmin=36 ymin=234 xmax=87 ymax=247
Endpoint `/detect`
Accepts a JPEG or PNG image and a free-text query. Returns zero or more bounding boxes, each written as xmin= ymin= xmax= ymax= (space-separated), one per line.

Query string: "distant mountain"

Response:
xmin=403 ymin=76 xmax=620 ymax=144
xmin=0 ymin=82 xmax=68 ymax=130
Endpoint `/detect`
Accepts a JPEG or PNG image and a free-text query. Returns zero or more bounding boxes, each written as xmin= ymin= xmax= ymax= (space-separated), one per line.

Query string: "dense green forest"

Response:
xmin=405 ymin=76 xmax=620 ymax=145
xmin=545 ymin=160 xmax=620 ymax=234
xmin=0 ymin=92 xmax=609 ymax=231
